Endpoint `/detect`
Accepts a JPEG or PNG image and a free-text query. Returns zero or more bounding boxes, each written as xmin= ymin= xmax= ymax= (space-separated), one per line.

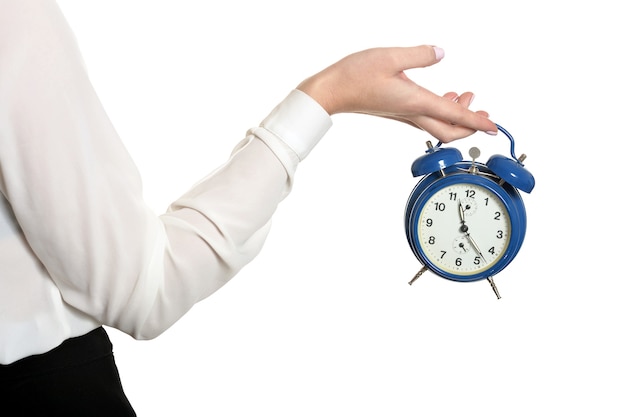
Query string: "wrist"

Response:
xmin=296 ymin=71 xmax=339 ymax=116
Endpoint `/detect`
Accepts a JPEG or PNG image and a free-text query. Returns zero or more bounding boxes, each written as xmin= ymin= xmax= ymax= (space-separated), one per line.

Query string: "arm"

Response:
xmin=0 ymin=1 xmax=330 ymax=339
xmin=0 ymin=2 xmax=495 ymax=340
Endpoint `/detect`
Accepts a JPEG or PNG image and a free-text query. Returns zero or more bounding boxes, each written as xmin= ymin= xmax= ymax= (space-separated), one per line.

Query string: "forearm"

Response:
xmin=129 ymin=92 xmax=332 ymax=338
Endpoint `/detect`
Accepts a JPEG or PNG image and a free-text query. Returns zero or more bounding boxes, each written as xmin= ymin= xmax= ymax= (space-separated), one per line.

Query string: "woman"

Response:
xmin=0 ymin=0 xmax=496 ymax=414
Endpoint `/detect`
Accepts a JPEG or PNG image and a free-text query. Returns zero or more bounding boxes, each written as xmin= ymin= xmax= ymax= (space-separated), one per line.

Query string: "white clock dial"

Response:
xmin=417 ymin=183 xmax=511 ymax=276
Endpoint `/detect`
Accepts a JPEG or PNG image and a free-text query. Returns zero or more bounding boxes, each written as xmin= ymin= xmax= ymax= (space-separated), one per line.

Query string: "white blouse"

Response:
xmin=0 ymin=0 xmax=332 ymax=364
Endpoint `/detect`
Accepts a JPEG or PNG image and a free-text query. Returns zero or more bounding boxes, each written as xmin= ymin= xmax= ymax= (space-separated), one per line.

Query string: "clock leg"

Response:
xmin=487 ymin=277 xmax=501 ymax=299
xmin=409 ymin=265 xmax=429 ymax=285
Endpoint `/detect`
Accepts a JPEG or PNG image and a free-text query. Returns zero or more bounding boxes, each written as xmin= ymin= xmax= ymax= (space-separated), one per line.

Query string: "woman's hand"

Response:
xmin=297 ymin=45 xmax=498 ymax=143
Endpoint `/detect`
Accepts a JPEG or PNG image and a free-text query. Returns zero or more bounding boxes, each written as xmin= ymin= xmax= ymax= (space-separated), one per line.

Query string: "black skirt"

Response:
xmin=0 ymin=327 xmax=136 ymax=416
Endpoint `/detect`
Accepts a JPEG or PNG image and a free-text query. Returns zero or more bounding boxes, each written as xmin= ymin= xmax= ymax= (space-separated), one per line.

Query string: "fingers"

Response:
xmin=429 ymin=90 xmax=497 ymax=132
xmin=455 ymin=92 xmax=475 ymax=107
xmin=414 ymin=116 xmax=482 ymax=143
xmin=408 ymin=91 xmax=496 ymax=142
xmin=442 ymin=92 xmax=459 ymax=101
xmin=443 ymin=91 xmax=475 ymax=108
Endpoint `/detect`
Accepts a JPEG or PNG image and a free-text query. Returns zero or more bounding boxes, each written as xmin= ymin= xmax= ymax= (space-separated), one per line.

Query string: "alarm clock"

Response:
xmin=404 ymin=125 xmax=535 ymax=298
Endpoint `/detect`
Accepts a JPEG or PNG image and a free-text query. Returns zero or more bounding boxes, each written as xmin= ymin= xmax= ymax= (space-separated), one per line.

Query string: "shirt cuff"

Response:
xmin=256 ymin=89 xmax=332 ymax=162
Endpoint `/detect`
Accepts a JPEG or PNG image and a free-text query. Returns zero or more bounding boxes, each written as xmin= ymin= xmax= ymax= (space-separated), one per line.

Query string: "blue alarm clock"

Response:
xmin=405 ymin=125 xmax=535 ymax=298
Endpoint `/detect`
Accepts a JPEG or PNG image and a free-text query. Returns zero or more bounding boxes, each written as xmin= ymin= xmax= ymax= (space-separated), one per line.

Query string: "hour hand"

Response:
xmin=458 ymin=202 xmax=468 ymax=233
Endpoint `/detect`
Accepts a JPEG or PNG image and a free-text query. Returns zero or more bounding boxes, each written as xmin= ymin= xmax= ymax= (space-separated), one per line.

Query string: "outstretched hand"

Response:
xmin=297 ymin=45 xmax=498 ymax=143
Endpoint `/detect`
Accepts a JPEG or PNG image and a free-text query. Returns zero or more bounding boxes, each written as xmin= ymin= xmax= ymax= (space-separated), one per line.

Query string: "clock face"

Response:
xmin=416 ymin=182 xmax=511 ymax=277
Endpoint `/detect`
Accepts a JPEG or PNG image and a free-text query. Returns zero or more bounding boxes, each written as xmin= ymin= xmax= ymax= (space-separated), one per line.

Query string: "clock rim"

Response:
xmin=405 ymin=165 xmax=527 ymax=282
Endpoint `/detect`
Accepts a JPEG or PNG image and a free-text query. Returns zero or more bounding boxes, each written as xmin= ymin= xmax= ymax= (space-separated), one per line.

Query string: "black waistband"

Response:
xmin=0 ymin=327 xmax=112 ymax=382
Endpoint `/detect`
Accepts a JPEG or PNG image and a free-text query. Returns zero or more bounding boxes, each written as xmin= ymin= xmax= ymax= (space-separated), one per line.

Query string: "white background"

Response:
xmin=57 ymin=1 xmax=625 ymax=416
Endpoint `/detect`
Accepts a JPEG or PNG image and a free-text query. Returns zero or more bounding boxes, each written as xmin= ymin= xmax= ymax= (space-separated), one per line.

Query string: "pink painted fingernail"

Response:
xmin=433 ymin=46 xmax=445 ymax=61
xmin=486 ymin=130 xmax=498 ymax=136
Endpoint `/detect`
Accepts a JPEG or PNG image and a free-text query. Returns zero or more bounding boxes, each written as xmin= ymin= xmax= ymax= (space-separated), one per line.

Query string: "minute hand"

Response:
xmin=465 ymin=232 xmax=488 ymax=264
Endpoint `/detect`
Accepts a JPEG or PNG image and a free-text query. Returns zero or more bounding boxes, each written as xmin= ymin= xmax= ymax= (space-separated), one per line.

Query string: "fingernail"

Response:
xmin=433 ymin=46 xmax=445 ymax=61
xmin=486 ymin=130 xmax=498 ymax=136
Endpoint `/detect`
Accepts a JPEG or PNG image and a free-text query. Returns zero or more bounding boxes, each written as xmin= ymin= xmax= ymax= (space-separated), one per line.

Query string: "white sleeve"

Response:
xmin=0 ymin=0 xmax=331 ymax=339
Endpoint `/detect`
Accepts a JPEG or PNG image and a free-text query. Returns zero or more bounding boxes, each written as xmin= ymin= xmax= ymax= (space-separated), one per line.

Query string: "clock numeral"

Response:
xmin=439 ymin=251 xmax=447 ymax=259
xmin=484 ymin=197 xmax=489 ymax=206
xmin=488 ymin=246 xmax=496 ymax=255
xmin=496 ymin=230 xmax=504 ymax=239
xmin=494 ymin=211 xmax=501 ymax=220
xmin=474 ymin=256 xmax=481 ymax=265
xmin=465 ymin=190 xmax=476 ymax=198
xmin=433 ymin=202 xmax=446 ymax=211
xmin=448 ymin=192 xmax=457 ymax=201
xmin=428 ymin=236 xmax=436 ymax=245
xmin=425 ymin=218 xmax=433 ymax=227
xmin=455 ymin=258 xmax=462 ymax=266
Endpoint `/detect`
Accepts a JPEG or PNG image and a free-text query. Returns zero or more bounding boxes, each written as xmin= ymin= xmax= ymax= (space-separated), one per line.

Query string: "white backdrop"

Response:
xmin=56 ymin=1 xmax=625 ymax=416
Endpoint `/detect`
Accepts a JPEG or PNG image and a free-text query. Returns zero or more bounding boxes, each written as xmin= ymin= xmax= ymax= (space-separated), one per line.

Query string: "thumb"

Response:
xmin=393 ymin=45 xmax=445 ymax=71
